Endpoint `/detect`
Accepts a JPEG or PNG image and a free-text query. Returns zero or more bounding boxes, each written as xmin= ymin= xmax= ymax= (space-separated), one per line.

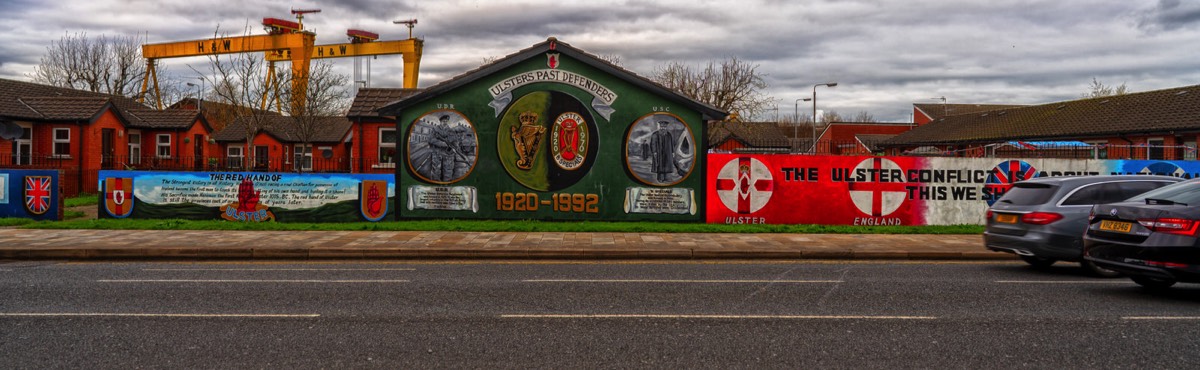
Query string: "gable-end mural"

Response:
xmin=385 ymin=39 xmax=725 ymax=222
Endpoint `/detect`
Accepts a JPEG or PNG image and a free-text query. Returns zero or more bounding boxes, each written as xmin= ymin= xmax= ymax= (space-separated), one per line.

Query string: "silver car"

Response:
xmin=984 ymin=175 xmax=1181 ymax=276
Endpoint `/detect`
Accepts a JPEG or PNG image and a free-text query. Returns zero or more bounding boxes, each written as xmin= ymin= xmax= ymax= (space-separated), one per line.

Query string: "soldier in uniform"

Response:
xmin=427 ymin=115 xmax=458 ymax=182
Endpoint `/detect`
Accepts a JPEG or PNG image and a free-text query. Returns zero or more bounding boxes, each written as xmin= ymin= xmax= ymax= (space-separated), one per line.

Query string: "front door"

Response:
xmin=254 ymin=145 xmax=270 ymax=171
xmin=193 ymin=134 xmax=204 ymax=170
xmin=101 ymin=128 xmax=115 ymax=169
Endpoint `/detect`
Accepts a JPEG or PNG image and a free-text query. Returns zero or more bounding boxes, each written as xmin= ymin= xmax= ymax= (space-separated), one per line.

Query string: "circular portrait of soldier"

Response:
xmin=624 ymin=113 xmax=695 ymax=186
xmin=497 ymin=90 xmax=598 ymax=191
xmin=406 ymin=110 xmax=478 ymax=184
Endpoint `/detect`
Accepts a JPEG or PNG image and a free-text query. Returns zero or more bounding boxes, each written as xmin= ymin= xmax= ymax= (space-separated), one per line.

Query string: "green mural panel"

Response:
xmin=396 ymin=52 xmax=706 ymax=222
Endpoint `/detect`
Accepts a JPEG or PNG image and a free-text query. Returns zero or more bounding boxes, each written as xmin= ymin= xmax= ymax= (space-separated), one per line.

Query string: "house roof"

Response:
xmin=213 ymin=116 xmax=352 ymax=143
xmin=0 ymin=78 xmax=204 ymax=130
xmin=18 ymin=97 xmax=112 ymax=120
xmin=855 ymin=134 xmax=897 ymax=151
xmin=347 ymin=88 xmax=421 ymax=118
xmin=913 ymin=103 xmax=1025 ymax=120
xmin=0 ymin=79 xmax=103 ymax=120
xmin=706 ymin=121 xmax=792 ymax=149
xmin=378 ymin=37 xmax=727 ymax=121
xmin=884 ymin=84 xmax=1200 ymax=147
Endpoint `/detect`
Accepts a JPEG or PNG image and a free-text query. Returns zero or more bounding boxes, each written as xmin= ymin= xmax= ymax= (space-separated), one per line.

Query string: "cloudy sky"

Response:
xmin=1 ymin=0 xmax=1198 ymax=122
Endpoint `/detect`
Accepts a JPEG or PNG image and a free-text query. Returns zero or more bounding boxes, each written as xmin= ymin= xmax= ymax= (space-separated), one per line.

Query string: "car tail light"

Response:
xmin=1137 ymin=217 xmax=1200 ymax=236
xmin=1145 ymin=260 xmax=1190 ymax=269
xmin=986 ymin=209 xmax=994 ymax=219
xmin=1021 ymin=212 xmax=1063 ymax=225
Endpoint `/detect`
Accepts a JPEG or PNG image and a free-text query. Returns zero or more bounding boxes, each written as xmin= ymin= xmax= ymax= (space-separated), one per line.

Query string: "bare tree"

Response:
xmin=1083 ymin=77 xmax=1128 ymax=98
xmin=819 ymin=110 xmax=844 ymax=124
xmin=200 ymin=26 xmax=288 ymax=171
xmin=281 ymin=61 xmax=351 ymax=173
xmin=850 ymin=110 xmax=876 ymax=123
xmin=651 ymin=57 xmax=770 ymax=118
xmin=32 ymin=32 xmax=148 ymax=100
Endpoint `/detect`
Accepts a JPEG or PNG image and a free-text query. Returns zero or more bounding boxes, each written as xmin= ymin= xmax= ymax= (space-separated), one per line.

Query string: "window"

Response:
xmin=1186 ymin=140 xmax=1197 ymax=161
xmin=11 ymin=124 xmax=31 ymax=165
xmin=996 ymin=183 xmax=1058 ymax=206
xmin=1062 ymin=181 xmax=1177 ymax=206
xmin=52 ymin=128 xmax=70 ymax=157
xmin=128 ymin=132 xmax=142 ymax=164
xmin=1085 ymin=141 xmax=1107 ymax=159
xmin=294 ymin=144 xmax=312 ymax=171
xmin=227 ymin=146 xmax=243 ymax=169
xmin=378 ymin=128 xmax=397 ymax=165
xmin=156 ymin=134 xmax=172 ymax=158
xmin=1148 ymin=138 xmax=1165 ymax=160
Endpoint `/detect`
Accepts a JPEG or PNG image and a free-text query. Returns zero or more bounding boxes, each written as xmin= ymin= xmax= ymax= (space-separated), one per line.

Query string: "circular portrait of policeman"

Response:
xmin=624 ymin=113 xmax=695 ymax=186
xmin=406 ymin=110 xmax=478 ymax=184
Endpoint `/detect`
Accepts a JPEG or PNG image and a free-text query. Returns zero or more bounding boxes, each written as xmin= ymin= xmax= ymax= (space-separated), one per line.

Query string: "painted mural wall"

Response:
xmin=97 ymin=170 xmax=394 ymax=222
xmin=707 ymin=154 xmax=1200 ymax=226
xmin=0 ymin=169 xmax=61 ymax=220
xmin=395 ymin=51 xmax=705 ymax=221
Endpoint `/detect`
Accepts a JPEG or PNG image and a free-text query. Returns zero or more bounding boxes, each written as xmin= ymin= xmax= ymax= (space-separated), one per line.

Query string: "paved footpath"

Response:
xmin=0 ymin=229 xmax=1009 ymax=260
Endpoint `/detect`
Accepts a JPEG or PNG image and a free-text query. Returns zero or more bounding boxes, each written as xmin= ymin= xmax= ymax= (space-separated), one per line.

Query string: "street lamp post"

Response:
xmin=811 ymin=82 xmax=837 ymax=154
xmin=185 ymin=82 xmax=201 ymax=111
xmin=794 ymin=98 xmax=810 ymax=153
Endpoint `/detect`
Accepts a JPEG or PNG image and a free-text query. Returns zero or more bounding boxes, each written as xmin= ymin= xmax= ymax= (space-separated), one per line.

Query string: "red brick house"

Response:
xmin=212 ymin=116 xmax=353 ymax=172
xmin=812 ymin=122 xmax=916 ymax=155
xmin=706 ymin=121 xmax=796 ymax=153
xmin=0 ymin=78 xmax=213 ymax=196
xmin=346 ymin=88 xmax=421 ymax=173
xmin=883 ymin=84 xmax=1200 ymax=159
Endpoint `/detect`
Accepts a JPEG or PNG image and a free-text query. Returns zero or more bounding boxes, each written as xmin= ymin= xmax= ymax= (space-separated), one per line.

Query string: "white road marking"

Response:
xmin=98 ymin=279 xmax=409 ymax=283
xmin=502 ymin=314 xmax=936 ymax=320
xmin=1123 ymin=316 xmax=1200 ymax=320
xmin=523 ymin=279 xmax=843 ymax=283
xmin=995 ymin=280 xmax=1130 ymax=284
xmin=141 ymin=268 xmax=416 ymax=271
xmin=0 ymin=313 xmax=319 ymax=318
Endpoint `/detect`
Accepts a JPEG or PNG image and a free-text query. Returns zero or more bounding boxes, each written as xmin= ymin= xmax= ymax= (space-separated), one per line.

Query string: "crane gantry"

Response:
xmin=137 ymin=9 xmax=422 ymax=112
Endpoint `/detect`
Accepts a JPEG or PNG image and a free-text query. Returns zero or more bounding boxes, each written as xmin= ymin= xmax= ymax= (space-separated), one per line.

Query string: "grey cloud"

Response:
xmin=1138 ymin=0 xmax=1200 ymax=31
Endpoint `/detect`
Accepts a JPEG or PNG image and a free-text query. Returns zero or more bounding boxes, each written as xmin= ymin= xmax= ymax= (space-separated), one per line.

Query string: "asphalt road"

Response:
xmin=2 ymin=260 xmax=1198 ymax=369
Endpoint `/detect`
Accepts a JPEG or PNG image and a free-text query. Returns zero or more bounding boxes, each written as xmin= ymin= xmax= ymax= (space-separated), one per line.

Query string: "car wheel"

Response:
xmin=1081 ymin=260 xmax=1122 ymax=278
xmin=1130 ymin=276 xmax=1176 ymax=290
xmin=1019 ymin=255 xmax=1056 ymax=268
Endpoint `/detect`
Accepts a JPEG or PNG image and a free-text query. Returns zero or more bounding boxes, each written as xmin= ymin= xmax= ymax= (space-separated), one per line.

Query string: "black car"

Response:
xmin=1084 ymin=178 xmax=1200 ymax=289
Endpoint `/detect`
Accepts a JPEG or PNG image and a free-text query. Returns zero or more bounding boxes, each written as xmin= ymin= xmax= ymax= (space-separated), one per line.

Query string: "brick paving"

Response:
xmin=0 ymin=229 xmax=1008 ymax=260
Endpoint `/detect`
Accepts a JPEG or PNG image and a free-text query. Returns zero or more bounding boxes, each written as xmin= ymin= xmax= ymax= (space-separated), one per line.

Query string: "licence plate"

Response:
xmin=995 ymin=214 xmax=1018 ymax=224
xmin=1099 ymin=220 xmax=1133 ymax=233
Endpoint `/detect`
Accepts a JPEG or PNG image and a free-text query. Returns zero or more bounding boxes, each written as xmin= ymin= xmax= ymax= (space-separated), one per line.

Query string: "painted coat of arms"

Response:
xmin=24 ymin=176 xmax=53 ymax=215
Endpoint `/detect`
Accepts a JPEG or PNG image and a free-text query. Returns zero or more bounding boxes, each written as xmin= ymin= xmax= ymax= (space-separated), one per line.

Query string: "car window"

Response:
xmin=996 ymin=183 xmax=1058 ymax=205
xmin=1109 ymin=181 xmax=1172 ymax=201
xmin=1126 ymin=179 xmax=1200 ymax=203
xmin=1060 ymin=183 xmax=1103 ymax=205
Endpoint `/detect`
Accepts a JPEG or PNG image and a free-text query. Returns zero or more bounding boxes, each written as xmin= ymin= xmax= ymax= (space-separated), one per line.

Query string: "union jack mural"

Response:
xmin=23 ymin=176 xmax=52 ymax=215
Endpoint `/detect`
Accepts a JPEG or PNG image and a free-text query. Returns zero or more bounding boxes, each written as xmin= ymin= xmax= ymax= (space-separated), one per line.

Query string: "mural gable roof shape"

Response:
xmin=377 ymin=37 xmax=728 ymax=121
xmin=348 ymin=88 xmax=422 ymax=118
xmin=882 ymin=84 xmax=1200 ymax=147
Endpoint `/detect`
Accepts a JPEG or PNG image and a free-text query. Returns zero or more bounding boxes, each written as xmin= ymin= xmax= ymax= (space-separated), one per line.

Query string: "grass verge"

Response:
xmin=64 ymin=193 xmax=99 ymax=208
xmin=14 ymin=218 xmax=984 ymax=234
